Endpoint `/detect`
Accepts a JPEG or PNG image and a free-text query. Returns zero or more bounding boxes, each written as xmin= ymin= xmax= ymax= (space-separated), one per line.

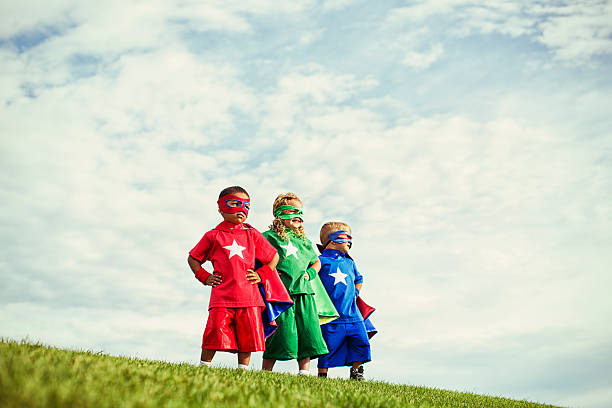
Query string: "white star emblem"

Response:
xmin=280 ymin=241 xmax=299 ymax=258
xmin=223 ymin=239 xmax=246 ymax=259
xmin=330 ymin=267 xmax=348 ymax=285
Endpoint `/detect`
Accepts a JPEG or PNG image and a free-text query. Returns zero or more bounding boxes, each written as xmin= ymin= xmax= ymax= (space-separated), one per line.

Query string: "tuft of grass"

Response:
xmin=0 ymin=339 xmax=562 ymax=408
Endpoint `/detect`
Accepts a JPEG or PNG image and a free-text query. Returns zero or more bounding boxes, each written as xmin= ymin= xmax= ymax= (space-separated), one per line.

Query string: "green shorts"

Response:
xmin=263 ymin=293 xmax=329 ymax=360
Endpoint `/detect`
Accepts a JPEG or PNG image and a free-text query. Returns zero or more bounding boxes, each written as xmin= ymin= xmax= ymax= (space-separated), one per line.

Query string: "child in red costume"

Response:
xmin=188 ymin=186 xmax=285 ymax=369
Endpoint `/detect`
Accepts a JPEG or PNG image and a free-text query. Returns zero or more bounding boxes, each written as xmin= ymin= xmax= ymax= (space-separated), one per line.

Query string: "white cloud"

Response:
xmin=537 ymin=2 xmax=612 ymax=61
xmin=0 ymin=0 xmax=75 ymax=38
xmin=298 ymin=30 xmax=324 ymax=46
xmin=385 ymin=0 xmax=469 ymax=23
xmin=402 ymin=43 xmax=444 ymax=70
xmin=276 ymin=64 xmax=377 ymax=103
xmin=0 ymin=0 xmax=318 ymax=40
xmin=171 ymin=3 xmax=252 ymax=33
xmin=322 ymin=0 xmax=356 ymax=12
xmin=385 ymin=1 xmax=612 ymax=63
xmin=258 ymin=64 xmax=378 ymax=136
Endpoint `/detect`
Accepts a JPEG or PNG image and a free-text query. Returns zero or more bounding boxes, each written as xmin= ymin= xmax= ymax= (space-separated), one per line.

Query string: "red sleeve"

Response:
xmin=189 ymin=231 xmax=214 ymax=262
xmin=253 ymin=229 xmax=277 ymax=264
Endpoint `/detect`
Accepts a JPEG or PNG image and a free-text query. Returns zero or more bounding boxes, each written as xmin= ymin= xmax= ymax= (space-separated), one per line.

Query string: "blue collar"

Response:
xmin=321 ymin=248 xmax=348 ymax=258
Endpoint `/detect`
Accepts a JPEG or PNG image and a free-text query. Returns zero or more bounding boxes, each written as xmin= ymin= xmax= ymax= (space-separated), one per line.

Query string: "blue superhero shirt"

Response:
xmin=318 ymin=249 xmax=363 ymax=323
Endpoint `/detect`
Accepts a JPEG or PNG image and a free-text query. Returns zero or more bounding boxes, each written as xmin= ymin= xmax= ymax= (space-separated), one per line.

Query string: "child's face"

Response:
xmin=219 ymin=192 xmax=250 ymax=224
xmin=280 ymin=199 xmax=303 ymax=230
xmin=328 ymin=232 xmax=351 ymax=253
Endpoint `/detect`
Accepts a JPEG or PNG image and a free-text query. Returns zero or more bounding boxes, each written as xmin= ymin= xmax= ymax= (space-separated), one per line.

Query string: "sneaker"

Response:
xmin=318 ymin=372 xmax=328 ymax=378
xmin=349 ymin=367 xmax=364 ymax=380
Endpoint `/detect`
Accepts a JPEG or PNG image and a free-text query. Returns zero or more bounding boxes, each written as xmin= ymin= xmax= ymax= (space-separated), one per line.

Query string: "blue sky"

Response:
xmin=1 ymin=1 xmax=611 ymax=407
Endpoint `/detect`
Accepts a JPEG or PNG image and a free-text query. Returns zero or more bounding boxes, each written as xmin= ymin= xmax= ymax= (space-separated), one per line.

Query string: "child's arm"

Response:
xmin=188 ymin=255 xmax=222 ymax=287
xmin=247 ymin=253 xmax=280 ymax=284
xmin=353 ymin=262 xmax=363 ymax=296
xmin=304 ymin=259 xmax=321 ymax=280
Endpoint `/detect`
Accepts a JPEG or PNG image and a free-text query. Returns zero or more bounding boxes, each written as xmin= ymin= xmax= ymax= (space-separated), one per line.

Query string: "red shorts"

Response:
xmin=202 ymin=307 xmax=265 ymax=352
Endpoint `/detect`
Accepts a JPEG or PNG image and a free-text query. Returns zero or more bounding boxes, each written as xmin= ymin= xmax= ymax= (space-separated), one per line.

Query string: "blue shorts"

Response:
xmin=318 ymin=321 xmax=371 ymax=368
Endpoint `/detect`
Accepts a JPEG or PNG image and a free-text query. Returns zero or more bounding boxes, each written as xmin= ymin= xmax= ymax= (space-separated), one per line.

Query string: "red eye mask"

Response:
xmin=217 ymin=194 xmax=250 ymax=215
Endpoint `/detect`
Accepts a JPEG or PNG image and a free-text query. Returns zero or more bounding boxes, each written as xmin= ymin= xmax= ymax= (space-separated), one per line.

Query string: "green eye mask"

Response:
xmin=274 ymin=205 xmax=303 ymax=220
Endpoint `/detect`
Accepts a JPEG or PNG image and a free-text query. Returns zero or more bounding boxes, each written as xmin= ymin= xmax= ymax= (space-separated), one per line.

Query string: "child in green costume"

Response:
xmin=261 ymin=193 xmax=336 ymax=375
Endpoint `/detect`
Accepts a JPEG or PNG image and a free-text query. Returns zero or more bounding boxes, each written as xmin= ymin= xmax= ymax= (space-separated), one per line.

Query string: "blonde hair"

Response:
xmin=319 ymin=221 xmax=352 ymax=245
xmin=269 ymin=192 xmax=306 ymax=241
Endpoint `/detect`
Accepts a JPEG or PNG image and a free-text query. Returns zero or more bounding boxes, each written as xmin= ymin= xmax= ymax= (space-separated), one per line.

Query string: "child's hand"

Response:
xmin=205 ymin=273 xmax=222 ymax=287
xmin=246 ymin=269 xmax=261 ymax=284
xmin=304 ymin=272 xmax=309 ymax=280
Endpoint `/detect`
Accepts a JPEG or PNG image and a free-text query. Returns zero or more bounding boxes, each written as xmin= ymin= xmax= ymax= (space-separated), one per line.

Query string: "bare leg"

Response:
xmin=238 ymin=352 xmax=251 ymax=367
xmin=318 ymin=367 xmax=328 ymax=375
xmin=351 ymin=361 xmax=362 ymax=369
xmin=262 ymin=358 xmax=276 ymax=371
xmin=201 ymin=349 xmax=216 ymax=362
xmin=298 ymin=357 xmax=310 ymax=371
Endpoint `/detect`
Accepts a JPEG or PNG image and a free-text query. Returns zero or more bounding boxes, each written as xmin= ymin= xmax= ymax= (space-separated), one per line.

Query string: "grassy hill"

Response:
xmin=0 ymin=339 xmax=561 ymax=408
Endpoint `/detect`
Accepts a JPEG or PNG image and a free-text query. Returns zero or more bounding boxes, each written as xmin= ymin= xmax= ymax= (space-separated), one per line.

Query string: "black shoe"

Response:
xmin=350 ymin=367 xmax=364 ymax=380
xmin=318 ymin=372 xmax=328 ymax=378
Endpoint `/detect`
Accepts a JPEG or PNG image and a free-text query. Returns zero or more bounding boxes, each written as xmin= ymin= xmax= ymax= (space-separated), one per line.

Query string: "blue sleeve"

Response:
xmin=353 ymin=261 xmax=363 ymax=284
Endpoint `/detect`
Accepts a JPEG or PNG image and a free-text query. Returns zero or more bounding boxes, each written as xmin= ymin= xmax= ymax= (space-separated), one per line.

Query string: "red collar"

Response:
xmin=215 ymin=221 xmax=251 ymax=231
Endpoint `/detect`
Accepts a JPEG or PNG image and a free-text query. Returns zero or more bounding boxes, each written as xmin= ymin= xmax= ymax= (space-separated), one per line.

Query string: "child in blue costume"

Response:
xmin=317 ymin=221 xmax=371 ymax=380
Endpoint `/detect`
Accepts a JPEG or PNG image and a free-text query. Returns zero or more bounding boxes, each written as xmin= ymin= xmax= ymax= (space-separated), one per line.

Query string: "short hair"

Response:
xmin=218 ymin=186 xmax=249 ymax=199
xmin=320 ymin=221 xmax=352 ymax=245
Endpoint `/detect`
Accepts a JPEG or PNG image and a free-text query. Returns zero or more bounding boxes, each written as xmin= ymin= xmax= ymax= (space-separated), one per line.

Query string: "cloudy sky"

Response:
xmin=1 ymin=1 xmax=611 ymax=407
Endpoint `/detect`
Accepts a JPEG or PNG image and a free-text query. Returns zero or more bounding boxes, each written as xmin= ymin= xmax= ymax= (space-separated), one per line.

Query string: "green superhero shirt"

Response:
xmin=263 ymin=229 xmax=319 ymax=295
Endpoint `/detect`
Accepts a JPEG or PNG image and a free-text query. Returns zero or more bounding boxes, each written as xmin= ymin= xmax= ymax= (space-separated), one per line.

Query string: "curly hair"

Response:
xmin=269 ymin=192 xmax=306 ymax=241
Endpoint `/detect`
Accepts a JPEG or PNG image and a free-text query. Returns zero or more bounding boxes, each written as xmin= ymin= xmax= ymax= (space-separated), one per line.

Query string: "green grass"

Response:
xmin=0 ymin=339 xmax=561 ymax=408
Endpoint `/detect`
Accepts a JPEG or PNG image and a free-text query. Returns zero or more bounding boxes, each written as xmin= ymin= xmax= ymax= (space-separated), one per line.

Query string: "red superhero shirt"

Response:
xmin=189 ymin=221 xmax=278 ymax=309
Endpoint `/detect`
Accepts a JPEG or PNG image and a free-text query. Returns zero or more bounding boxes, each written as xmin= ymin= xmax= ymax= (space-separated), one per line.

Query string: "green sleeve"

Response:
xmin=306 ymin=267 xmax=317 ymax=280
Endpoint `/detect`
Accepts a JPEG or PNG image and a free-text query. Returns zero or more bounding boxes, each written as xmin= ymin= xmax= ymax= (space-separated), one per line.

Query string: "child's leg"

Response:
xmin=346 ymin=322 xmax=371 ymax=380
xmin=201 ymin=349 xmax=216 ymax=362
xmin=298 ymin=357 xmax=310 ymax=371
xmin=345 ymin=322 xmax=371 ymax=366
xmin=318 ymin=323 xmax=347 ymax=376
xmin=238 ymin=352 xmax=251 ymax=368
xmin=202 ymin=308 xmax=239 ymax=356
xmin=262 ymin=358 xmax=276 ymax=371
xmin=234 ymin=307 xmax=266 ymax=369
xmin=263 ymin=300 xmax=298 ymax=367
xmin=298 ymin=357 xmax=311 ymax=375
xmin=295 ymin=294 xmax=328 ymax=363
